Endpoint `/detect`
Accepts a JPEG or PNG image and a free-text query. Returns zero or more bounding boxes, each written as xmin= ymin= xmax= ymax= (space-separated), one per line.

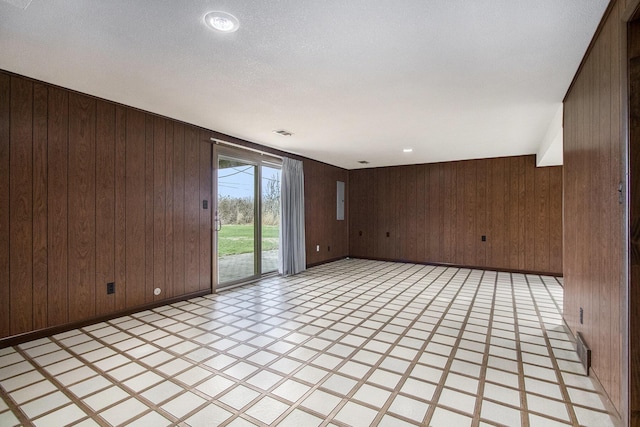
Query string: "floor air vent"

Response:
xmin=576 ymin=332 xmax=591 ymax=375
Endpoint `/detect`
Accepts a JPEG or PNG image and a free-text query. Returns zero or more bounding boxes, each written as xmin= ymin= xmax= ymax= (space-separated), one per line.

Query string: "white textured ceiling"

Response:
xmin=0 ymin=0 xmax=608 ymax=169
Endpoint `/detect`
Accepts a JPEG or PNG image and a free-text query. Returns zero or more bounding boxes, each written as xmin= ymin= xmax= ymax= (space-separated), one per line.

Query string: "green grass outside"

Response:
xmin=218 ymin=224 xmax=279 ymax=256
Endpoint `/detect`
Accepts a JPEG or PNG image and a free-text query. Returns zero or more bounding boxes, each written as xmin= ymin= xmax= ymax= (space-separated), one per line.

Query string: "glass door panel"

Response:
xmin=217 ymin=157 xmax=257 ymax=285
xmin=261 ymin=165 xmax=280 ymax=273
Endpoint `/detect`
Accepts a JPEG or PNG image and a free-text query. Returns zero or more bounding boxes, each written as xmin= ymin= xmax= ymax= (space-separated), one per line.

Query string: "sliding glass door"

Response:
xmin=215 ymin=146 xmax=281 ymax=287
xmin=261 ymin=164 xmax=280 ymax=274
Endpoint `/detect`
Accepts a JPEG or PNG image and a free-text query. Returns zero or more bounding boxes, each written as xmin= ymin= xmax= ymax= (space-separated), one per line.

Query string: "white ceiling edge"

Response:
xmin=1 ymin=0 xmax=31 ymax=9
xmin=536 ymin=105 xmax=563 ymax=167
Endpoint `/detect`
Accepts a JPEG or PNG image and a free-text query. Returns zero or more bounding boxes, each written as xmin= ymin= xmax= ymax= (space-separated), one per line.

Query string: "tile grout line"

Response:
xmin=523 ymin=273 xmax=579 ymax=426
xmin=202 ymin=260 xmax=421 ymax=426
xmin=510 ymin=272 xmax=531 ymax=427
xmin=9 ymin=344 xmax=111 ymax=426
xmin=419 ymin=268 xmax=487 ymax=425
xmin=0 ymin=259 xmax=620 ymax=427
xmin=471 ymin=269 xmax=498 ymax=427
xmin=0 ymin=357 xmax=43 ymax=427
xmin=346 ymin=265 xmax=466 ymax=426
xmin=314 ymin=264 xmax=450 ymax=426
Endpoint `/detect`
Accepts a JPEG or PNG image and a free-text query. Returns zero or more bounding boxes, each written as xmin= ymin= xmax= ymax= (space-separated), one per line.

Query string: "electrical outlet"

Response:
xmin=107 ymin=282 xmax=115 ymax=294
xmin=481 ymin=235 xmax=486 ymax=242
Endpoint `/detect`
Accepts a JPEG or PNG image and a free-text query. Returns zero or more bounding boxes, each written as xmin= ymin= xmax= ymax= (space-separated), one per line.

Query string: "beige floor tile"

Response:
xmin=0 ymin=260 xmax=619 ymax=427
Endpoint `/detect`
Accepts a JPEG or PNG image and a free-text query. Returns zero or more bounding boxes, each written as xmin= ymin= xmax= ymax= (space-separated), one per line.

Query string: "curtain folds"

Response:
xmin=279 ymin=157 xmax=306 ymax=276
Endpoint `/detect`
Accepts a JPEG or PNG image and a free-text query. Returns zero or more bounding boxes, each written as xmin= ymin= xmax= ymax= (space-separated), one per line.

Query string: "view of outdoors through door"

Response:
xmin=216 ymin=153 xmax=280 ymax=286
xmin=261 ymin=165 xmax=280 ymax=273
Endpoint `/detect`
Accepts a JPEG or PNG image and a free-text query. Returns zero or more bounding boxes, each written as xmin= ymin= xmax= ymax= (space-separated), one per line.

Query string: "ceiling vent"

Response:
xmin=273 ymin=129 xmax=293 ymax=137
xmin=358 ymin=160 xmax=369 ymax=164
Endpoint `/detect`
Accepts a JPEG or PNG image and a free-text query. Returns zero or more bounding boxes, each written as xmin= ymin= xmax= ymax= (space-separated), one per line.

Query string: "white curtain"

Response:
xmin=279 ymin=157 xmax=306 ymax=276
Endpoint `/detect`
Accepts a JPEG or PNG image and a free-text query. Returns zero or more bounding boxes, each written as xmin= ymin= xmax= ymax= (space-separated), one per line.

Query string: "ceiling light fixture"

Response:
xmin=358 ymin=160 xmax=370 ymax=164
xmin=273 ymin=129 xmax=293 ymax=136
xmin=204 ymin=11 xmax=240 ymax=33
xmin=403 ymin=148 xmax=413 ymax=153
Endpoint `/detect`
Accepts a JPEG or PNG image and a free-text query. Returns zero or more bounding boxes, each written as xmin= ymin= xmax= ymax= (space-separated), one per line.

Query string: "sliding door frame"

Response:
xmin=212 ymin=144 xmax=281 ymax=290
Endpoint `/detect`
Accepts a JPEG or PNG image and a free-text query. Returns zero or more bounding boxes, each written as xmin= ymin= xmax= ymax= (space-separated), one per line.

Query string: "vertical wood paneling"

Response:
xmin=304 ymin=158 xmax=350 ymax=265
xmin=612 ymin=3 xmax=624 ymax=417
xmin=304 ymin=161 xmax=316 ymax=261
xmin=358 ymin=168 xmax=370 ymax=259
xmin=165 ymin=122 xmax=174 ymax=298
xmin=398 ymin=167 xmax=407 ymax=259
xmin=153 ymin=117 xmax=166 ymax=300
xmin=199 ymin=137 xmax=212 ymax=291
xmin=67 ymin=93 xmax=96 ymax=323
xmin=403 ymin=166 xmax=417 ymax=261
xmin=173 ymin=123 xmax=185 ymax=296
xmin=548 ymin=167 xmax=563 ymax=275
xmin=348 ymin=155 xmax=562 ymax=274
xmin=144 ymin=115 xmax=154 ymax=302
xmin=0 ymin=74 xmax=10 ymax=337
xmin=564 ymin=0 xmax=625 ymax=416
xmin=114 ymin=106 xmax=127 ymax=312
xmin=476 ymin=159 xmax=487 ymax=266
xmin=629 ymin=10 xmax=640 ymax=425
xmin=1 ymin=71 xmax=228 ymax=341
xmin=443 ymin=163 xmax=457 ymax=263
xmin=596 ymin=25 xmax=611 ymax=400
xmin=421 ymin=165 xmax=430 ymax=261
xmin=389 ymin=167 xmax=400 ymax=260
xmin=184 ymin=126 xmax=200 ymax=293
xmin=384 ymin=168 xmax=395 ymax=259
xmin=125 ymin=109 xmax=146 ymax=308
xmin=516 ymin=156 xmax=527 ymax=270
xmin=47 ymin=87 xmax=68 ymax=327
xmin=375 ymin=168 xmax=386 ymax=258
xmin=524 ymin=156 xmax=536 ymax=271
xmin=535 ymin=156 xmax=551 ymax=273
xmin=488 ymin=157 xmax=506 ymax=269
xmin=455 ymin=161 xmax=466 ymax=263
xmin=95 ymin=100 xmax=115 ymax=316
xmin=10 ymin=77 xmax=33 ymax=335
xmin=32 ymin=83 xmax=48 ymax=330
xmin=366 ymin=168 xmax=376 ymax=259
xmin=430 ymin=165 xmax=444 ymax=262
xmin=413 ymin=166 xmax=425 ymax=261
xmin=505 ymin=157 xmax=517 ymax=268
xmin=464 ymin=161 xmax=477 ymax=266
xmin=349 ymin=168 xmax=364 ymax=256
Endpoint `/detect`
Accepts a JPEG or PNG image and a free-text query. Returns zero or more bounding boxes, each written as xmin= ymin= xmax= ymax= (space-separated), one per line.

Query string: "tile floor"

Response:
xmin=0 ymin=259 xmax=619 ymax=426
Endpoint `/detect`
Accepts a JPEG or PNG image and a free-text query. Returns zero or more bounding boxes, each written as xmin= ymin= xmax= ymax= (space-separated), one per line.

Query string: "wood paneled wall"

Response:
xmin=304 ymin=159 xmax=349 ymax=266
xmin=0 ymin=72 xmax=212 ymax=340
xmin=564 ymin=0 xmax=626 ymax=416
xmin=349 ymin=155 xmax=562 ymax=274
xmin=631 ymin=14 xmax=640 ymax=427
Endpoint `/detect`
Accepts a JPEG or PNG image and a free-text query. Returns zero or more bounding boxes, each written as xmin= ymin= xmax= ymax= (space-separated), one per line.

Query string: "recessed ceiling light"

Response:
xmin=403 ymin=148 xmax=413 ymax=153
xmin=273 ymin=129 xmax=293 ymax=136
xmin=204 ymin=11 xmax=240 ymax=33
